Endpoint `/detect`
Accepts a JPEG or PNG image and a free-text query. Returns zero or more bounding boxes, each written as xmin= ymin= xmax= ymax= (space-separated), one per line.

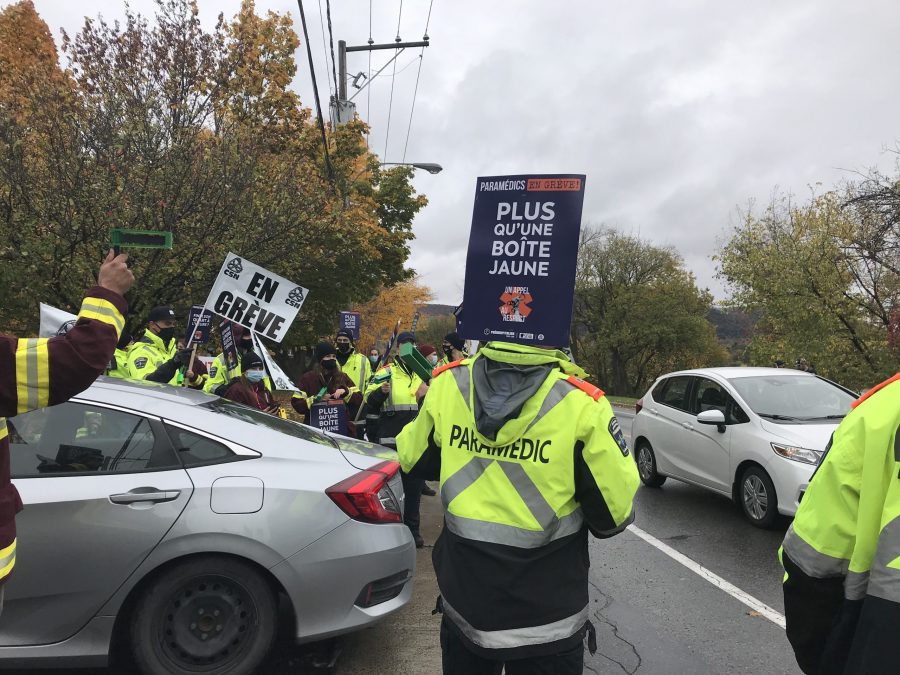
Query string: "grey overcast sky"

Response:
xmin=15 ymin=0 xmax=900 ymax=303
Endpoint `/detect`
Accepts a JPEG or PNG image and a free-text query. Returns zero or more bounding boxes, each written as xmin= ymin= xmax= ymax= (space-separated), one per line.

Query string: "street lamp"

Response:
xmin=380 ymin=162 xmax=443 ymax=174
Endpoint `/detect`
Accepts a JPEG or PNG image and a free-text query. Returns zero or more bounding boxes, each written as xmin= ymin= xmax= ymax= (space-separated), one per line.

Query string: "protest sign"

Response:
xmin=309 ymin=400 xmax=348 ymax=435
xmin=39 ymin=303 xmax=78 ymax=338
xmin=339 ymin=311 xmax=361 ymax=340
xmin=461 ymin=174 xmax=586 ymax=347
xmin=251 ymin=333 xmax=299 ymax=392
xmin=204 ymin=253 xmax=309 ymax=343
xmin=184 ymin=305 xmax=214 ymax=345
xmin=219 ymin=322 xmax=239 ymax=373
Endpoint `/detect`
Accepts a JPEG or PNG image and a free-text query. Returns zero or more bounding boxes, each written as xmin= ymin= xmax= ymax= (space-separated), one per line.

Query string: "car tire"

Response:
xmin=130 ymin=556 xmax=277 ymax=675
xmin=739 ymin=466 xmax=778 ymax=529
xmin=635 ymin=441 xmax=666 ymax=488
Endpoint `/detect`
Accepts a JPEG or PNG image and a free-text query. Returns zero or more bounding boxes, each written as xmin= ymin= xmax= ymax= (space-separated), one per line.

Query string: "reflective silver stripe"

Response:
xmin=496 ymin=461 xmax=557 ymax=530
xmin=524 ymin=379 xmax=573 ymax=435
xmin=80 ymin=300 xmax=125 ymax=333
xmin=845 ymin=570 xmax=870 ymax=600
xmin=451 ymin=366 xmax=471 ymax=411
xmin=0 ymin=547 xmax=14 ymax=570
xmin=24 ymin=338 xmax=40 ymax=410
xmin=442 ymin=597 xmax=588 ymax=650
xmin=442 ymin=458 xmax=491 ymax=507
xmin=442 ymin=458 xmax=584 ymax=548
xmin=380 ymin=437 xmax=397 ymax=447
xmin=868 ymin=515 xmax=900 ymax=603
xmin=445 ymin=509 xmax=584 ymax=549
xmin=383 ymin=404 xmax=419 ymax=412
xmin=782 ymin=525 xmax=849 ymax=578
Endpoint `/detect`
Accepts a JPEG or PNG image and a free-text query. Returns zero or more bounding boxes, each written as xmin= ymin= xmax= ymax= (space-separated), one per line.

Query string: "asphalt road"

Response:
xmin=11 ymin=406 xmax=802 ymax=675
xmin=579 ymin=408 xmax=800 ymax=674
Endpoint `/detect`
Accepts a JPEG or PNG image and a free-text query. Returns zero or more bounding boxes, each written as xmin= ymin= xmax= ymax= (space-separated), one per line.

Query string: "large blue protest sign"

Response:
xmin=339 ymin=311 xmax=361 ymax=340
xmin=309 ymin=400 xmax=349 ymax=436
xmin=461 ymin=175 xmax=586 ymax=347
xmin=185 ymin=305 xmax=214 ymax=345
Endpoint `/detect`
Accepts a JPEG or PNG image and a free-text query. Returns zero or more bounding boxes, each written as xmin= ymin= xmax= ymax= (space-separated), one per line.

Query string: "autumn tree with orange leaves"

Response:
xmin=0 ymin=0 xmax=427 ymax=347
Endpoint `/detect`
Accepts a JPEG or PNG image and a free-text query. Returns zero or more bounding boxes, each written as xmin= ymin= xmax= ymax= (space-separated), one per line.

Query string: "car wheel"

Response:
xmin=130 ymin=556 xmax=277 ymax=675
xmin=739 ymin=466 xmax=778 ymax=529
xmin=635 ymin=441 xmax=666 ymax=488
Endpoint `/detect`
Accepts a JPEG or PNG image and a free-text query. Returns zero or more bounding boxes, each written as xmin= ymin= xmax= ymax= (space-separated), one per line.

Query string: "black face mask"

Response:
xmin=321 ymin=359 xmax=337 ymax=371
xmin=443 ymin=345 xmax=454 ymax=359
xmin=158 ymin=327 xmax=176 ymax=346
xmin=239 ymin=340 xmax=253 ymax=353
xmin=336 ymin=343 xmax=351 ymax=354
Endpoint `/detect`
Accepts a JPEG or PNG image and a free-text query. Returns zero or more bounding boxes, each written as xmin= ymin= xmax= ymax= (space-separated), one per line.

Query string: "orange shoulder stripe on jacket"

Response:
xmin=566 ymin=376 xmax=605 ymax=401
xmin=432 ymin=359 xmax=464 ymax=378
xmin=851 ymin=372 xmax=900 ymax=409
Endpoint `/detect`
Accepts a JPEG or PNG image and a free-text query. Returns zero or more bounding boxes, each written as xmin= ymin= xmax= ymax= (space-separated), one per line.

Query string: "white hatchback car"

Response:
xmin=630 ymin=368 xmax=857 ymax=527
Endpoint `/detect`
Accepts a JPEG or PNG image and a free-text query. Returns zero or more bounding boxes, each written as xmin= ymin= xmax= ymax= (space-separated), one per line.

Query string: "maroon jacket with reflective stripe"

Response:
xmin=0 ymin=286 xmax=126 ymax=586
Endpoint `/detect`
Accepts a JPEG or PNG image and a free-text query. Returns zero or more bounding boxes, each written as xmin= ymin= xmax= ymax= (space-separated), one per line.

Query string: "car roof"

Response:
xmin=75 ymin=375 xmax=217 ymax=408
xmin=657 ymin=367 xmax=818 ymax=380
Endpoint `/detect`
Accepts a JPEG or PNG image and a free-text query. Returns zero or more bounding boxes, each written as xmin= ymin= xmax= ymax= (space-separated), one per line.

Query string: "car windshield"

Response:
xmin=726 ymin=374 xmax=856 ymax=422
xmin=202 ymin=400 xmax=338 ymax=448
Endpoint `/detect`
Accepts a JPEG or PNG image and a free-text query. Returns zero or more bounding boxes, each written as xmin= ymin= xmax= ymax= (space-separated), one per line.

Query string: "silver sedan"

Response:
xmin=0 ymin=377 xmax=415 ymax=674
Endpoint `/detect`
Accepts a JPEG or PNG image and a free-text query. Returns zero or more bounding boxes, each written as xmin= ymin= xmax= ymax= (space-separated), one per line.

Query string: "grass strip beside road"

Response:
xmin=606 ymin=395 xmax=638 ymax=408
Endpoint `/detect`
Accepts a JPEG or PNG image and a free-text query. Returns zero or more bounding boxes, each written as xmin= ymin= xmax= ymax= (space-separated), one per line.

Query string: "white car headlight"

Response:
xmin=771 ymin=442 xmax=822 ymax=465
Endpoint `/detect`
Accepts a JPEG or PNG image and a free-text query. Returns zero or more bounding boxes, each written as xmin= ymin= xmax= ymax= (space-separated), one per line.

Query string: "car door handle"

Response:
xmin=109 ymin=488 xmax=181 ymax=505
xmin=681 ymin=422 xmax=694 ymax=431
xmin=649 ymin=408 xmax=659 ymax=415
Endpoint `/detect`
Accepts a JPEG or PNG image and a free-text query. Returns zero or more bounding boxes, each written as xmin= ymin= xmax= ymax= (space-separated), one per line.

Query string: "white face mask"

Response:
xmin=428 ymin=354 xmax=438 ymax=367
xmin=245 ymin=369 xmax=266 ymax=383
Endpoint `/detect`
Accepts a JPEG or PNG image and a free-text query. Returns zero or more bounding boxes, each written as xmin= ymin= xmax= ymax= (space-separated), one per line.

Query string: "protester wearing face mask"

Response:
xmin=334 ymin=330 xmax=370 ymax=398
xmin=126 ymin=306 xmax=200 ymax=386
xmin=291 ymin=342 xmax=362 ymax=434
xmin=419 ymin=344 xmax=438 ymax=368
xmin=204 ymin=324 xmax=259 ymax=393
xmin=222 ymin=352 xmax=280 ymax=414
xmin=364 ymin=331 xmax=430 ymax=547
xmin=438 ymin=332 xmax=467 ymax=367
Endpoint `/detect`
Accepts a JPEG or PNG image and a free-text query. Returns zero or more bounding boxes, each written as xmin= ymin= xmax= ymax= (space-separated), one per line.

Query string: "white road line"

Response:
xmin=627 ymin=524 xmax=787 ymax=629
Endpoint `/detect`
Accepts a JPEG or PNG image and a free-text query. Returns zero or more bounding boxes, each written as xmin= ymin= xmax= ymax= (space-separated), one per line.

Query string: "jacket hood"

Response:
xmin=470 ymin=342 xmax=588 ymax=444
xmin=479 ymin=342 xmax=588 ymax=379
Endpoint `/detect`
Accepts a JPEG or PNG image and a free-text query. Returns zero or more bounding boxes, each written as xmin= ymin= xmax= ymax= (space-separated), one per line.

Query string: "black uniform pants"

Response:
xmin=400 ymin=470 xmax=423 ymax=537
xmin=440 ymin=617 xmax=583 ymax=675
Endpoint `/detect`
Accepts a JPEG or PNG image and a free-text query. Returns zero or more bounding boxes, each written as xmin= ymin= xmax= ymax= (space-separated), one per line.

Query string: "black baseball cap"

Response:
xmin=397 ymin=331 xmax=416 ymax=344
xmin=148 ymin=306 xmax=176 ymax=322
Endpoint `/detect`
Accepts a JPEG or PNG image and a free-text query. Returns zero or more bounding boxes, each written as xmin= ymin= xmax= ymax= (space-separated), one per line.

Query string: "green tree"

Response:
xmin=572 ymin=227 xmax=726 ymax=395
xmin=717 ymin=191 xmax=895 ymax=389
xmin=0 ymin=0 xmax=426 ymax=349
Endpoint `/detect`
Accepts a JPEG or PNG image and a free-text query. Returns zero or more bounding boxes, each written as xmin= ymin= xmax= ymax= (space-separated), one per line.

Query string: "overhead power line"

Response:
xmin=382 ymin=0 xmax=405 ymax=161
xmin=325 ymin=0 xmax=339 ymax=102
xmin=296 ymin=0 xmax=335 ymax=182
xmin=402 ymin=0 xmax=435 ymax=162
xmin=316 ymin=0 xmax=334 ymax=95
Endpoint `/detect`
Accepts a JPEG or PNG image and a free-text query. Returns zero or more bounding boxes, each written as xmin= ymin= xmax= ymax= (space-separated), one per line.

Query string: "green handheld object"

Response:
xmin=109 ymin=228 xmax=174 ymax=254
xmin=370 ymin=368 xmax=392 ymax=385
xmin=399 ymin=343 xmax=433 ymax=383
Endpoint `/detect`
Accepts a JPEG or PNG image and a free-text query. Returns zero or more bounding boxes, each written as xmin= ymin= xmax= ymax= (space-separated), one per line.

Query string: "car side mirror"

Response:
xmin=697 ymin=409 xmax=726 ymax=433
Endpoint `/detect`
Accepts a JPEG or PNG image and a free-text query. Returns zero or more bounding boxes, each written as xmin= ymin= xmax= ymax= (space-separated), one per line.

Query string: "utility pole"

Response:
xmin=331 ymin=37 xmax=430 ymax=126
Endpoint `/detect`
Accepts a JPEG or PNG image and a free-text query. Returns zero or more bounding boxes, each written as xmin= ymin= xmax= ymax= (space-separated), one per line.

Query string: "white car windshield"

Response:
xmin=726 ymin=374 xmax=856 ymax=421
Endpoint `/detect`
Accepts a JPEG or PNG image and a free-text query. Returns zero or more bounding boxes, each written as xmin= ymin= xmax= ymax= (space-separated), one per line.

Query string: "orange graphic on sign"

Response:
xmin=499 ymin=290 xmax=533 ymax=320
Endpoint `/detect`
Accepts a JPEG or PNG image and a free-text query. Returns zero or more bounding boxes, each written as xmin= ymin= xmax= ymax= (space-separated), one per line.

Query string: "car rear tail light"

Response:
xmin=355 ymin=570 xmax=411 ymax=608
xmin=326 ymin=460 xmax=403 ymax=524
xmin=635 ymin=398 xmax=643 ymax=415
